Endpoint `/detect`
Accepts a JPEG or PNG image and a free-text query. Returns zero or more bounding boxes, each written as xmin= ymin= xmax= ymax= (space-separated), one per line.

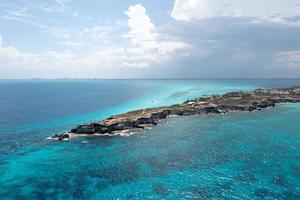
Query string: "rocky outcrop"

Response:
xmin=51 ymin=86 xmax=300 ymax=140
xmin=51 ymin=133 xmax=70 ymax=140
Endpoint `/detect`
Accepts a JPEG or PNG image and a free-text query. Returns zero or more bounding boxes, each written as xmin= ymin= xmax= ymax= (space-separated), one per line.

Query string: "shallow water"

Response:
xmin=0 ymin=79 xmax=300 ymax=199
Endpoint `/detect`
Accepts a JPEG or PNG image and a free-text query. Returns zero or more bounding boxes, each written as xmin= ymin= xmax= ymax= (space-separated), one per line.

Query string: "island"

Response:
xmin=51 ymin=86 xmax=300 ymax=140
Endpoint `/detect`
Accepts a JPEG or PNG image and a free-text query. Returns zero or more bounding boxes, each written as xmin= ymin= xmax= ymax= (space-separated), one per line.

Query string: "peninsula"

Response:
xmin=51 ymin=86 xmax=300 ymax=140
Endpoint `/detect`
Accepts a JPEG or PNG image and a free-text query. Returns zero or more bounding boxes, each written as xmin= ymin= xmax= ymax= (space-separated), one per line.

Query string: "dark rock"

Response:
xmin=203 ymin=106 xmax=220 ymax=113
xmin=136 ymin=117 xmax=156 ymax=125
xmin=93 ymin=124 xmax=109 ymax=133
xmin=151 ymin=111 xmax=169 ymax=119
xmin=169 ymin=109 xmax=184 ymax=115
xmin=257 ymin=101 xmax=273 ymax=108
xmin=76 ymin=125 xmax=95 ymax=134
xmin=70 ymin=128 xmax=78 ymax=133
xmin=51 ymin=134 xmax=69 ymax=140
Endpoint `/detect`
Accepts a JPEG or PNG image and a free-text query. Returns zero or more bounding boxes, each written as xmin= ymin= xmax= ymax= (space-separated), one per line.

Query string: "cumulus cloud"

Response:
xmin=157 ymin=16 xmax=300 ymax=78
xmin=0 ymin=34 xmax=143 ymax=78
xmin=124 ymin=4 xmax=156 ymax=47
xmin=0 ymin=4 xmax=189 ymax=78
xmin=1 ymin=1 xmax=300 ymax=79
xmin=124 ymin=4 xmax=189 ymax=55
xmin=0 ymin=36 xmax=78 ymax=78
xmin=171 ymin=0 xmax=300 ymax=22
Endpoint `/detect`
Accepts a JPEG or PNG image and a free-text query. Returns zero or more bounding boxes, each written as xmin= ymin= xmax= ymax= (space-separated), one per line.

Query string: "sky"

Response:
xmin=0 ymin=0 xmax=300 ymax=79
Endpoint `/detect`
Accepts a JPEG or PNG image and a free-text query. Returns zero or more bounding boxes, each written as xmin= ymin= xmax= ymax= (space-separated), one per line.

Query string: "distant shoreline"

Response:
xmin=51 ymin=86 xmax=300 ymax=140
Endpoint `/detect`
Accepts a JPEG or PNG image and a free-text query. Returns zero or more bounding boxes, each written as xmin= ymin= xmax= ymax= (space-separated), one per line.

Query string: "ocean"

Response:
xmin=0 ymin=79 xmax=300 ymax=199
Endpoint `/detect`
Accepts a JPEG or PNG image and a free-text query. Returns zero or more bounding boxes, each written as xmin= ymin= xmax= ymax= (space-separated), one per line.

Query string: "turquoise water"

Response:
xmin=0 ymin=80 xmax=300 ymax=199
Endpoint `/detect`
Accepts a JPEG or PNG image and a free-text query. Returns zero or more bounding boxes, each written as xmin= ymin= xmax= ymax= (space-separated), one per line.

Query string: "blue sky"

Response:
xmin=0 ymin=0 xmax=300 ymax=79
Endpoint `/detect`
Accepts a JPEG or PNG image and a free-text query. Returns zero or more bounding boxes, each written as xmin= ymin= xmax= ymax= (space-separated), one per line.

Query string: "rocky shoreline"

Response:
xmin=51 ymin=86 xmax=300 ymax=140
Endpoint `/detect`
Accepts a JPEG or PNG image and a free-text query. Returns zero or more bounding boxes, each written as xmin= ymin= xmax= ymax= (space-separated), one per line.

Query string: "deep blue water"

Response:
xmin=0 ymin=79 xmax=300 ymax=199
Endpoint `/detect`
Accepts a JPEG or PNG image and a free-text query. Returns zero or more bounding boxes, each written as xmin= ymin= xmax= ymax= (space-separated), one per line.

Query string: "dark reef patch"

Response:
xmin=292 ymin=165 xmax=300 ymax=178
xmin=255 ymin=188 xmax=276 ymax=199
xmin=153 ymin=184 xmax=169 ymax=197
xmin=272 ymin=175 xmax=289 ymax=187
xmin=169 ymin=90 xmax=190 ymax=98
xmin=190 ymin=186 xmax=210 ymax=200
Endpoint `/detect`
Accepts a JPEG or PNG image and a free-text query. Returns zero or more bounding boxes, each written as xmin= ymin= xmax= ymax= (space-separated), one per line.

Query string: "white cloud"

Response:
xmin=0 ymin=36 xmax=143 ymax=78
xmin=0 ymin=2 xmax=299 ymax=79
xmin=268 ymin=51 xmax=300 ymax=70
xmin=124 ymin=4 xmax=156 ymax=47
xmin=0 ymin=4 xmax=189 ymax=78
xmin=37 ymin=0 xmax=73 ymax=14
xmin=124 ymin=4 xmax=189 ymax=57
xmin=171 ymin=0 xmax=300 ymax=22
xmin=46 ymin=25 xmax=116 ymax=47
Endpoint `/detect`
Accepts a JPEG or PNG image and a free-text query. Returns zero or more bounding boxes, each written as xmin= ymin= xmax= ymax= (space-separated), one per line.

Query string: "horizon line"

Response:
xmin=1 ymin=78 xmax=300 ymax=81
